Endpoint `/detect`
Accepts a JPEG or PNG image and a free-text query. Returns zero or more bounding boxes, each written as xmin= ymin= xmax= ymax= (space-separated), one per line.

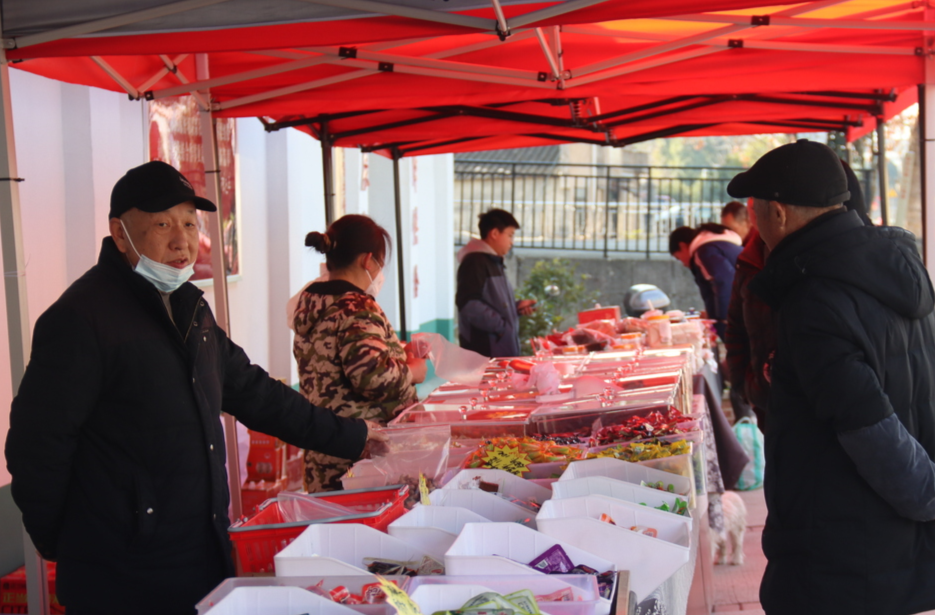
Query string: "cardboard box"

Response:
xmin=577 ymin=307 xmax=620 ymax=325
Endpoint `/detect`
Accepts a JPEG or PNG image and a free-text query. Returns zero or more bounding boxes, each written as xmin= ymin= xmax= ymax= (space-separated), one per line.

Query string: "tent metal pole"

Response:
xmin=196 ymin=54 xmax=241 ymax=521
xmin=923 ymin=8 xmax=935 ymax=273
xmin=297 ymin=0 xmax=492 ymax=31
xmin=392 ymin=148 xmax=408 ymax=341
xmin=0 ymin=31 xmax=48 ymax=615
xmin=322 ymin=121 xmax=335 ymax=227
xmin=876 ymin=117 xmax=889 ymax=226
xmin=921 ymin=84 xmax=929 ymax=268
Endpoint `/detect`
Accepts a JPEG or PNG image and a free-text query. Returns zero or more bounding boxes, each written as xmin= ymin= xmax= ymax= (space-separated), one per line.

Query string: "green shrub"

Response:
xmin=517 ymin=258 xmax=600 ymax=355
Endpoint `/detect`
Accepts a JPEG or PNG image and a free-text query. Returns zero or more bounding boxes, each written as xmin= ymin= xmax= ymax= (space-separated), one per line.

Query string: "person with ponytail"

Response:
xmin=290 ymin=214 xmax=426 ymax=492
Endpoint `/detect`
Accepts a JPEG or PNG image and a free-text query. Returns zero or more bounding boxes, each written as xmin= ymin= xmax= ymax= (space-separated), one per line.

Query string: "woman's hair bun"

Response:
xmin=305 ymin=231 xmax=333 ymax=253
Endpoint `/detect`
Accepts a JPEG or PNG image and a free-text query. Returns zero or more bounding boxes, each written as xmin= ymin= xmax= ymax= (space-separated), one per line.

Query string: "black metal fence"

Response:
xmin=455 ymin=160 xmax=871 ymax=256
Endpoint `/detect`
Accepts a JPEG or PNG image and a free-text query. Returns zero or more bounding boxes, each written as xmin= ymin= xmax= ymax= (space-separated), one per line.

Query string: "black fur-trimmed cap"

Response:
xmin=110 ymin=160 xmax=216 ymax=219
xmin=728 ymin=139 xmax=850 ymax=208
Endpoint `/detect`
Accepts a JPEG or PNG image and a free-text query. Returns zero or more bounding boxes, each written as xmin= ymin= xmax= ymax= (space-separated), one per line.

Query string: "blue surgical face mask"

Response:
xmin=120 ymin=220 xmax=195 ymax=293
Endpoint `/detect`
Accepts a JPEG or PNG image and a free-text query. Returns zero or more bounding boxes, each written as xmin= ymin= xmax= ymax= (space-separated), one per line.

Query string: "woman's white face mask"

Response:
xmin=365 ymin=266 xmax=385 ymax=297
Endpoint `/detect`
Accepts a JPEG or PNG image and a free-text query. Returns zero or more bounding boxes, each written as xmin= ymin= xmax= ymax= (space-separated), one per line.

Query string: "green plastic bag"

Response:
xmin=733 ymin=416 xmax=765 ymax=490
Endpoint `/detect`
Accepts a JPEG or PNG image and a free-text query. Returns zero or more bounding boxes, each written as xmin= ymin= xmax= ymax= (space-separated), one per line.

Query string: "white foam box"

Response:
xmin=551 ymin=476 xmax=691 ymax=523
xmin=559 ymin=458 xmax=692 ymax=496
xmin=428 ymin=488 xmax=538 ymax=526
xmin=202 ymin=587 xmax=362 ymax=615
xmin=536 ymin=495 xmax=691 ymax=602
xmin=197 ymin=576 xmax=400 ymax=615
xmin=444 ymin=522 xmax=616 ymax=578
xmin=388 ymin=504 xmax=490 ymax=561
xmin=443 ymin=469 xmax=552 ymax=503
xmin=274 ymin=523 xmax=438 ymax=577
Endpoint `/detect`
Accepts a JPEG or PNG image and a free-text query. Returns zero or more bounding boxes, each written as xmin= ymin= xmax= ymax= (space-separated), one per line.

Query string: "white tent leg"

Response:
xmin=195 ymin=54 xmax=242 ymax=520
xmin=0 ymin=38 xmax=46 ymax=615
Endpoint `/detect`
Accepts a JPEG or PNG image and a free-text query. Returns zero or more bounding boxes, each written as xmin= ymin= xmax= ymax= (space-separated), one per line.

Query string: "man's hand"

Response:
xmin=517 ymin=299 xmax=537 ymax=316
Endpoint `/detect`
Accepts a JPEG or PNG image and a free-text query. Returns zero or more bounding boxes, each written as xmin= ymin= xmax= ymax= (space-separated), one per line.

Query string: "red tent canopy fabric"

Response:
xmin=3 ymin=0 xmax=929 ymax=155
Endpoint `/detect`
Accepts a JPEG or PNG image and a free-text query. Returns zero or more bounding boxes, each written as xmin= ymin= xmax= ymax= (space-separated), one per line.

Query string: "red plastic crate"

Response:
xmin=0 ymin=562 xmax=63 ymax=614
xmin=228 ymin=485 xmax=409 ymax=576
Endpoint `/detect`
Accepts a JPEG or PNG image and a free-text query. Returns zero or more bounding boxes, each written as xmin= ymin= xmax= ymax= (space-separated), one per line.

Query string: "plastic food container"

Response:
xmin=274 ymin=523 xmax=440 ymax=577
xmin=444 ymin=522 xmax=616 ymax=579
xmin=536 ymin=495 xmax=691 ymax=602
xmin=427 ymin=488 xmax=539 ymax=526
xmin=558 ymin=458 xmax=692 ymax=497
xmin=551 ymin=476 xmax=690 ymax=521
xmin=228 ymin=486 xmax=408 ymax=575
xmin=199 ymin=586 xmax=365 ymax=615
xmin=442 ymin=469 xmax=552 ymax=502
xmin=387 ymin=504 xmax=490 ymax=561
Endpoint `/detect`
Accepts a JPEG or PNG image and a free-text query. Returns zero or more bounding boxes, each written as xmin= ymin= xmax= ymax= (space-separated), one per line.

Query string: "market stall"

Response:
xmin=212 ymin=310 xmax=730 ymax=615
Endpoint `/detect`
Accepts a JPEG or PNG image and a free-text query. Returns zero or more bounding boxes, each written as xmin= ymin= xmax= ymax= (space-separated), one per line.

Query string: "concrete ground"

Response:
xmin=708 ymin=489 xmax=935 ymax=615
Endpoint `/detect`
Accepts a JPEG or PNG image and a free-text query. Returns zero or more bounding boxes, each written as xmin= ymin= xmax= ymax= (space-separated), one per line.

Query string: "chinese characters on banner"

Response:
xmin=148 ymin=95 xmax=239 ymax=280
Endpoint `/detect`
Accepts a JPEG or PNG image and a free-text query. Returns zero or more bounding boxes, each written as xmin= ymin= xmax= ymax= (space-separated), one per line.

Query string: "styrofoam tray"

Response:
xmin=444 ymin=522 xmax=616 ymax=578
xmin=428 ymin=488 xmax=538 ymax=526
xmin=536 ymin=495 xmax=691 ymax=601
xmin=388 ymin=505 xmax=490 ymax=561
xmin=202 ymin=587 xmax=362 ymax=615
xmin=274 ymin=523 xmax=439 ymax=577
xmin=551 ymin=476 xmax=690 ymax=522
xmin=443 ymin=469 xmax=552 ymax=502
xmin=559 ymin=458 xmax=691 ymax=496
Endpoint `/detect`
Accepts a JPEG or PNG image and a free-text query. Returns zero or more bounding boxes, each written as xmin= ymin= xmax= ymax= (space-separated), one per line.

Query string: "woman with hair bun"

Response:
xmin=291 ymin=214 xmax=426 ymax=492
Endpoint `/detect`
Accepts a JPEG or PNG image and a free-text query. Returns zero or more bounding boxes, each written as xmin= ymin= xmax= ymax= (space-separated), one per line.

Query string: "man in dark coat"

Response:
xmin=456 ymin=209 xmax=535 ymax=357
xmin=4 ymin=161 xmax=384 ymax=615
xmin=729 ymin=139 xmax=935 ymax=615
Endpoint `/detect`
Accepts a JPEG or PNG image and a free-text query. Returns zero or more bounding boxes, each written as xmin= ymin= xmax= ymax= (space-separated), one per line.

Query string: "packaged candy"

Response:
xmin=534 ymin=588 xmax=575 ymax=602
xmin=329 ymin=586 xmax=350 ymax=604
xmin=597 ymin=571 xmax=616 ymax=599
xmin=599 ymin=513 xmax=616 ymax=525
xmin=588 ymin=439 xmax=689 ymax=462
xmin=529 ymin=544 xmax=575 ymax=574
xmin=504 ymin=590 xmax=540 ymax=615
xmin=640 ymin=480 xmax=677 ymax=493
xmin=362 ymin=581 xmax=391 ymax=604
xmin=629 ymin=525 xmax=658 ymax=538
xmin=592 ymin=409 xmax=691 ymax=446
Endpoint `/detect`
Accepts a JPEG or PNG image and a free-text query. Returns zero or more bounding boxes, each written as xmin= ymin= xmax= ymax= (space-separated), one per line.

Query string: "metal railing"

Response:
xmin=455 ymin=160 xmax=871 ymax=256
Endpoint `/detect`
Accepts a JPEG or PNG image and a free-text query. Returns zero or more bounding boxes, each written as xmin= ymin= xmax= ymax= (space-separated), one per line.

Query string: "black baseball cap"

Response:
xmin=109 ymin=160 xmax=217 ymax=219
xmin=727 ymin=139 xmax=850 ymax=208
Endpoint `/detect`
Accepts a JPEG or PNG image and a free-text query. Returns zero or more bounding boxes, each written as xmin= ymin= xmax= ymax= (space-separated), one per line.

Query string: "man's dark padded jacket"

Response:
xmin=5 ymin=238 xmax=368 ymax=615
xmin=750 ymin=209 xmax=935 ymax=615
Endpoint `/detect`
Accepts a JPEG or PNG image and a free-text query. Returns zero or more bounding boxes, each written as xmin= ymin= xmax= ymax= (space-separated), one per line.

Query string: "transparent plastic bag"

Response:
xmin=370 ymin=425 xmax=452 ymax=507
xmin=276 ymin=491 xmax=356 ymax=523
xmin=410 ymin=332 xmax=488 ymax=386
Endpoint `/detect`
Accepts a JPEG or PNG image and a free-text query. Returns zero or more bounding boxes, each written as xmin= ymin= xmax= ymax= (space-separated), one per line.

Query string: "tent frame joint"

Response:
xmin=751 ymin=15 xmax=770 ymax=26
xmin=728 ymin=39 xmax=744 ymax=49
xmin=1 ymin=39 xmax=15 ymax=50
xmin=339 ymin=47 xmax=357 ymax=59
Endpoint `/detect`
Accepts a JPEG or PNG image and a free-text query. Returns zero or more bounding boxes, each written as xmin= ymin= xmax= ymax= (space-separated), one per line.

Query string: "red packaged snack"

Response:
xmin=329 ymin=586 xmax=350 ymax=603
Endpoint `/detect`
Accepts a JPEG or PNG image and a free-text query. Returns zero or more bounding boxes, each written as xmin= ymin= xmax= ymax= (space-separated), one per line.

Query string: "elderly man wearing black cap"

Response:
xmin=728 ymin=140 xmax=935 ymax=614
xmin=5 ymin=161 xmax=386 ymax=615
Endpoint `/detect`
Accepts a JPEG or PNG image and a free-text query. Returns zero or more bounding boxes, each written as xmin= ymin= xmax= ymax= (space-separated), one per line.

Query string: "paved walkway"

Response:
xmin=710 ymin=489 xmax=767 ymax=614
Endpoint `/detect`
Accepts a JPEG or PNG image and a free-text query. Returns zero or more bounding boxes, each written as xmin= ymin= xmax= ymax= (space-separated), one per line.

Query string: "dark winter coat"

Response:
xmin=456 ymin=239 xmax=521 ymax=357
xmin=724 ymin=228 xmax=773 ymax=423
xmin=687 ymin=229 xmax=743 ymax=339
xmin=4 ymin=238 xmax=368 ymax=615
xmin=749 ymin=209 xmax=935 ymax=615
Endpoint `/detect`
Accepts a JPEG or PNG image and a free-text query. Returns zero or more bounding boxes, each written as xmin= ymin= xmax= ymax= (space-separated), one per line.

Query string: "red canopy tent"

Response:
xmin=2 ymin=2 xmax=935 ymax=611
